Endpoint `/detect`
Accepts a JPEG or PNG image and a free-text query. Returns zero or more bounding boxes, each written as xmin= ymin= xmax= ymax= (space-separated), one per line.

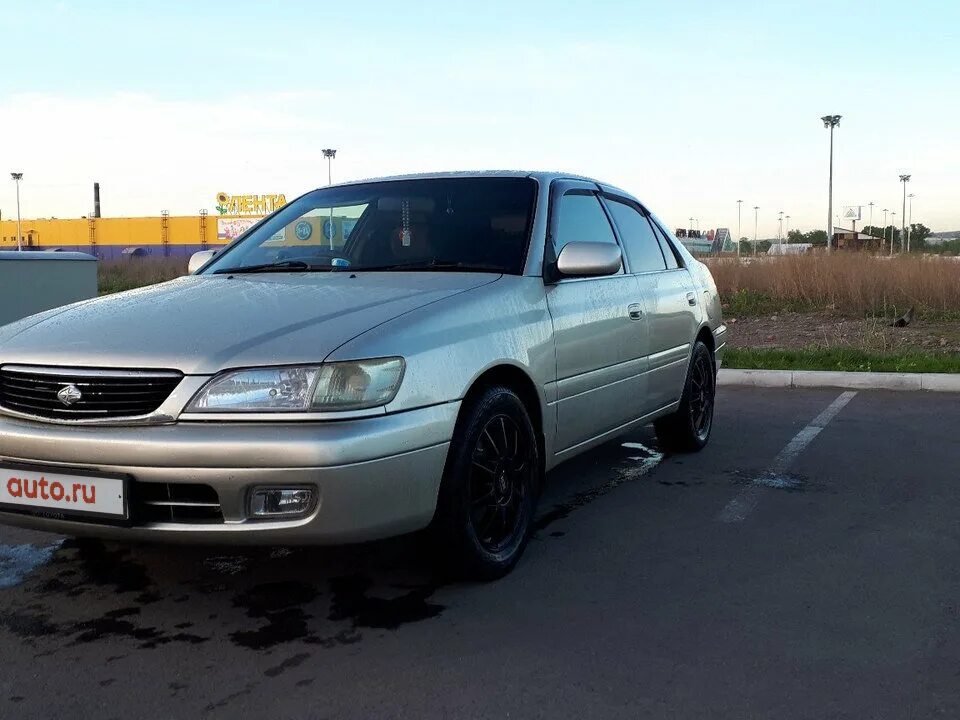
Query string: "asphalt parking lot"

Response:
xmin=1 ymin=386 xmax=958 ymax=719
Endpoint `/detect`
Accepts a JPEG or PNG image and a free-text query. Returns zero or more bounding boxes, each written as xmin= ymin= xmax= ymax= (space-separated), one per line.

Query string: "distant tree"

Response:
xmin=784 ymin=229 xmax=827 ymax=246
xmin=938 ymin=238 xmax=960 ymax=255
xmin=907 ymin=223 xmax=931 ymax=250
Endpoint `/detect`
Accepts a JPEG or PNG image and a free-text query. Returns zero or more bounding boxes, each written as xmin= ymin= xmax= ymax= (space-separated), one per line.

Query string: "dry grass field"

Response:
xmin=704 ymin=253 xmax=960 ymax=318
xmin=98 ymin=257 xmax=188 ymax=295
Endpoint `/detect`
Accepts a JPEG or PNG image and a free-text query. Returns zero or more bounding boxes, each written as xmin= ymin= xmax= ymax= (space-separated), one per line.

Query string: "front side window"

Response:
xmin=203 ymin=177 xmax=537 ymax=275
xmin=553 ymin=192 xmax=619 ymax=257
xmin=604 ymin=198 xmax=667 ymax=273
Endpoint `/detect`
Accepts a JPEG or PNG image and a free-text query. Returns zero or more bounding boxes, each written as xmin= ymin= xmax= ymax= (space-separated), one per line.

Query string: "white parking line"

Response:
xmin=717 ymin=391 xmax=857 ymax=523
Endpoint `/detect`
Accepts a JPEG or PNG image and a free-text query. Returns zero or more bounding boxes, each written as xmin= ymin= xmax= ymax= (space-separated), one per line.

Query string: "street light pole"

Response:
xmin=891 ymin=212 xmax=897 ymax=254
xmin=777 ymin=211 xmax=784 ymax=248
xmin=883 ymin=208 xmax=890 ymax=256
xmin=821 ymin=115 xmax=841 ymax=253
xmin=868 ymin=201 xmax=874 ymax=241
xmin=321 ymin=149 xmax=337 ymax=250
xmin=899 ymin=174 xmax=911 ymax=254
xmin=785 ymin=215 xmax=791 ymax=241
xmin=907 ymin=193 xmax=915 ymax=251
xmin=10 ymin=172 xmax=23 ymax=251
xmin=736 ymin=200 xmax=742 ymax=257
xmin=322 ymin=148 xmax=337 ymax=185
xmin=753 ymin=206 xmax=759 ymax=256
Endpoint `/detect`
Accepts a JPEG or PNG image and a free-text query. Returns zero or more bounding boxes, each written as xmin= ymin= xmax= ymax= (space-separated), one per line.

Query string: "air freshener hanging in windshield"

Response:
xmin=401 ymin=199 xmax=412 ymax=247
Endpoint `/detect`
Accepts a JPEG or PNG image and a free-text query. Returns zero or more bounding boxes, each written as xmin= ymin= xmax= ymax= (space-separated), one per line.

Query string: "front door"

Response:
xmin=545 ymin=182 xmax=649 ymax=453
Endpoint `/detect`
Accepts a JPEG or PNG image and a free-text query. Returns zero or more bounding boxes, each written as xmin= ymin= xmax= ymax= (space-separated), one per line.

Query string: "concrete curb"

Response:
xmin=718 ymin=368 xmax=960 ymax=392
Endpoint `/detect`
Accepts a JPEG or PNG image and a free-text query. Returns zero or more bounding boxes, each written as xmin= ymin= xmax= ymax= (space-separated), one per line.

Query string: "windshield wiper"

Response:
xmin=356 ymin=259 xmax=504 ymax=273
xmin=213 ymin=260 xmax=337 ymax=274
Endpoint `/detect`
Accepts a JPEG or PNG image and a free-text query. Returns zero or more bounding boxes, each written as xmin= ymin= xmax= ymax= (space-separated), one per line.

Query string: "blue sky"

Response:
xmin=2 ymin=0 xmax=958 ymax=234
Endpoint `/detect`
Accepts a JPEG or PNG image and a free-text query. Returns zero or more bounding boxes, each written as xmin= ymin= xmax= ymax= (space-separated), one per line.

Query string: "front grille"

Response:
xmin=0 ymin=365 xmax=182 ymax=420
xmin=131 ymin=482 xmax=224 ymax=524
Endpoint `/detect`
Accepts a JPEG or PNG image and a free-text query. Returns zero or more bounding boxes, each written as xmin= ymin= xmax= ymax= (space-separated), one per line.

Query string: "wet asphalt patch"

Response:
xmin=533 ymin=441 xmax=664 ymax=533
xmin=724 ymin=468 xmax=834 ymax=494
xmin=0 ymin=436 xmax=670 ymax=662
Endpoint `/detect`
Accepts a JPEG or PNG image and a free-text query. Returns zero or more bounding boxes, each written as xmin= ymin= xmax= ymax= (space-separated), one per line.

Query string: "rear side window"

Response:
xmin=650 ymin=219 xmax=682 ymax=269
xmin=604 ymin=198 xmax=667 ymax=273
xmin=554 ymin=192 xmax=618 ymax=257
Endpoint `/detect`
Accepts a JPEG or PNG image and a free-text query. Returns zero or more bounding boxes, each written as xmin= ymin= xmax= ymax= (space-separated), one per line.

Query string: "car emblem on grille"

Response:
xmin=56 ymin=384 xmax=83 ymax=406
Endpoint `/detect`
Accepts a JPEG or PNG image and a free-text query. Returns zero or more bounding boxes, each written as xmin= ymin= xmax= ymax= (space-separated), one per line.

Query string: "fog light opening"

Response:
xmin=249 ymin=487 xmax=315 ymax=519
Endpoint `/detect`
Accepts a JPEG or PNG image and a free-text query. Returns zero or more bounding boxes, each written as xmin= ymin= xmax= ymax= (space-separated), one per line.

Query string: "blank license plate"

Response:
xmin=0 ymin=466 xmax=126 ymax=518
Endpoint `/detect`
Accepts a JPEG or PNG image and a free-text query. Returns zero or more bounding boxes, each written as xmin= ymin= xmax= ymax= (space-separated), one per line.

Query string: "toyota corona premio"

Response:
xmin=0 ymin=172 xmax=725 ymax=579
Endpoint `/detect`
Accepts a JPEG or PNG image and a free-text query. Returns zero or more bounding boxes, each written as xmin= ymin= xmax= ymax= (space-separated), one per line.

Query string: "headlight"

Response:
xmin=186 ymin=358 xmax=405 ymax=413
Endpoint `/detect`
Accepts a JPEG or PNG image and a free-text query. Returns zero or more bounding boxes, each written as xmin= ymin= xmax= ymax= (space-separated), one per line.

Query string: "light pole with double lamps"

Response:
xmin=753 ymin=206 xmax=759 ymax=256
xmin=736 ymin=199 xmax=743 ymax=256
xmin=821 ymin=115 xmax=841 ymax=252
xmin=899 ymin=174 xmax=911 ymax=253
xmin=10 ymin=172 xmax=23 ymax=251
xmin=322 ymin=149 xmax=337 ymax=250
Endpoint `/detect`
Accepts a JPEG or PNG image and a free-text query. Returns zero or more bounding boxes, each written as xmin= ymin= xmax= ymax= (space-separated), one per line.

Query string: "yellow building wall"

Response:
xmin=0 ymin=215 xmax=222 ymax=249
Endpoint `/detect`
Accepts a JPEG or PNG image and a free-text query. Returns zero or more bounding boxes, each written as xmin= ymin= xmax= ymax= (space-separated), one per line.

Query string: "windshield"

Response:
xmin=203 ymin=177 xmax=537 ymax=275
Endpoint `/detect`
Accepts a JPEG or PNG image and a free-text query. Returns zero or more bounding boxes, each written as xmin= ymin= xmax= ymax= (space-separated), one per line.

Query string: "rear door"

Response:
xmin=601 ymin=193 xmax=698 ymax=412
xmin=545 ymin=181 xmax=649 ymax=453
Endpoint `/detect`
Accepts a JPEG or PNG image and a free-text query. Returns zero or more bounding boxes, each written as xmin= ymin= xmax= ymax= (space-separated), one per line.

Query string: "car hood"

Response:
xmin=0 ymin=273 xmax=500 ymax=374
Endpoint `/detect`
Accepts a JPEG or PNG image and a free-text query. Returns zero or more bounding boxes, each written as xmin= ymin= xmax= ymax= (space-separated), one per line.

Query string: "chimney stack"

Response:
xmin=93 ymin=182 xmax=101 ymax=218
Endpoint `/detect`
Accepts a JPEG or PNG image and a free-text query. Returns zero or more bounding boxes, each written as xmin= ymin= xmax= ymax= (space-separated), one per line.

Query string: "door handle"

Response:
xmin=686 ymin=292 xmax=697 ymax=306
xmin=627 ymin=303 xmax=643 ymax=321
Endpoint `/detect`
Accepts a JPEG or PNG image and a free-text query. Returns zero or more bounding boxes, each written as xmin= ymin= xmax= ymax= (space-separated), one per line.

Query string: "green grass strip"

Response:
xmin=725 ymin=347 xmax=960 ymax=374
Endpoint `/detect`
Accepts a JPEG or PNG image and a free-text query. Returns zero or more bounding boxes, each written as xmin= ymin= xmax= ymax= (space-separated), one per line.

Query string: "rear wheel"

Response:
xmin=432 ymin=386 xmax=539 ymax=580
xmin=654 ymin=340 xmax=715 ymax=453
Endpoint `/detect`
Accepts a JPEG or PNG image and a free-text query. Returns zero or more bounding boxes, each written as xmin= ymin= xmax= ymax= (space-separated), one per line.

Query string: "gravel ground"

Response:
xmin=726 ymin=311 xmax=960 ymax=353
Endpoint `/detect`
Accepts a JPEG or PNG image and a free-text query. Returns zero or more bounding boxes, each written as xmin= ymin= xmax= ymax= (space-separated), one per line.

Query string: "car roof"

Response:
xmin=322 ymin=170 xmax=632 ymax=197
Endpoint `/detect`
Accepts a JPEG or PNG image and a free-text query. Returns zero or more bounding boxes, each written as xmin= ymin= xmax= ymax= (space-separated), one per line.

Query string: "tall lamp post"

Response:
xmin=10 ymin=172 xmax=23 ymax=251
xmin=821 ymin=115 xmax=841 ymax=253
xmin=785 ymin=215 xmax=791 ymax=240
xmin=882 ymin=208 xmax=890 ymax=256
xmin=753 ymin=206 xmax=759 ymax=256
xmin=736 ymin=199 xmax=743 ymax=256
xmin=899 ymin=174 xmax=911 ymax=254
xmin=322 ymin=148 xmax=337 ymax=185
xmin=907 ymin=193 xmax=915 ymax=251
xmin=777 ymin=211 xmax=784 ymax=247
xmin=322 ymin=149 xmax=337 ymax=250
xmin=867 ymin=201 xmax=874 ymax=239
xmin=891 ymin=211 xmax=897 ymax=254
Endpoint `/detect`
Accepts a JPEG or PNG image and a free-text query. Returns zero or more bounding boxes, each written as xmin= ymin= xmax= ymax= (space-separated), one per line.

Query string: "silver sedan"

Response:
xmin=0 ymin=171 xmax=726 ymax=579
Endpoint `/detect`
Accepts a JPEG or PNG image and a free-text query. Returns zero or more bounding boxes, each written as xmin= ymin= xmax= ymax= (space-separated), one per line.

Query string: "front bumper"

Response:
xmin=0 ymin=402 xmax=459 ymax=544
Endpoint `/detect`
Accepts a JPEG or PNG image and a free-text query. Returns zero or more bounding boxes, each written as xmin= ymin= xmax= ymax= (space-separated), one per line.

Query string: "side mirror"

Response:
xmin=188 ymin=250 xmax=218 ymax=274
xmin=556 ymin=242 xmax=622 ymax=278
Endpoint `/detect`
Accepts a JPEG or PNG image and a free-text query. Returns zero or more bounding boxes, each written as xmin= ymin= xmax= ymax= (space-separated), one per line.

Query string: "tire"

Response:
xmin=654 ymin=340 xmax=716 ymax=453
xmin=432 ymin=385 xmax=540 ymax=581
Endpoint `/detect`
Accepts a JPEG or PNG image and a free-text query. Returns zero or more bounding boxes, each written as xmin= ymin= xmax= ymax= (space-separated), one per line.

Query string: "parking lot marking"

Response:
xmin=717 ymin=391 xmax=857 ymax=523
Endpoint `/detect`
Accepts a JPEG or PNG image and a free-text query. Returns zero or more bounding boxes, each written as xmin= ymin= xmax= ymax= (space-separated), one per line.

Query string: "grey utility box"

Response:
xmin=0 ymin=251 xmax=98 ymax=326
